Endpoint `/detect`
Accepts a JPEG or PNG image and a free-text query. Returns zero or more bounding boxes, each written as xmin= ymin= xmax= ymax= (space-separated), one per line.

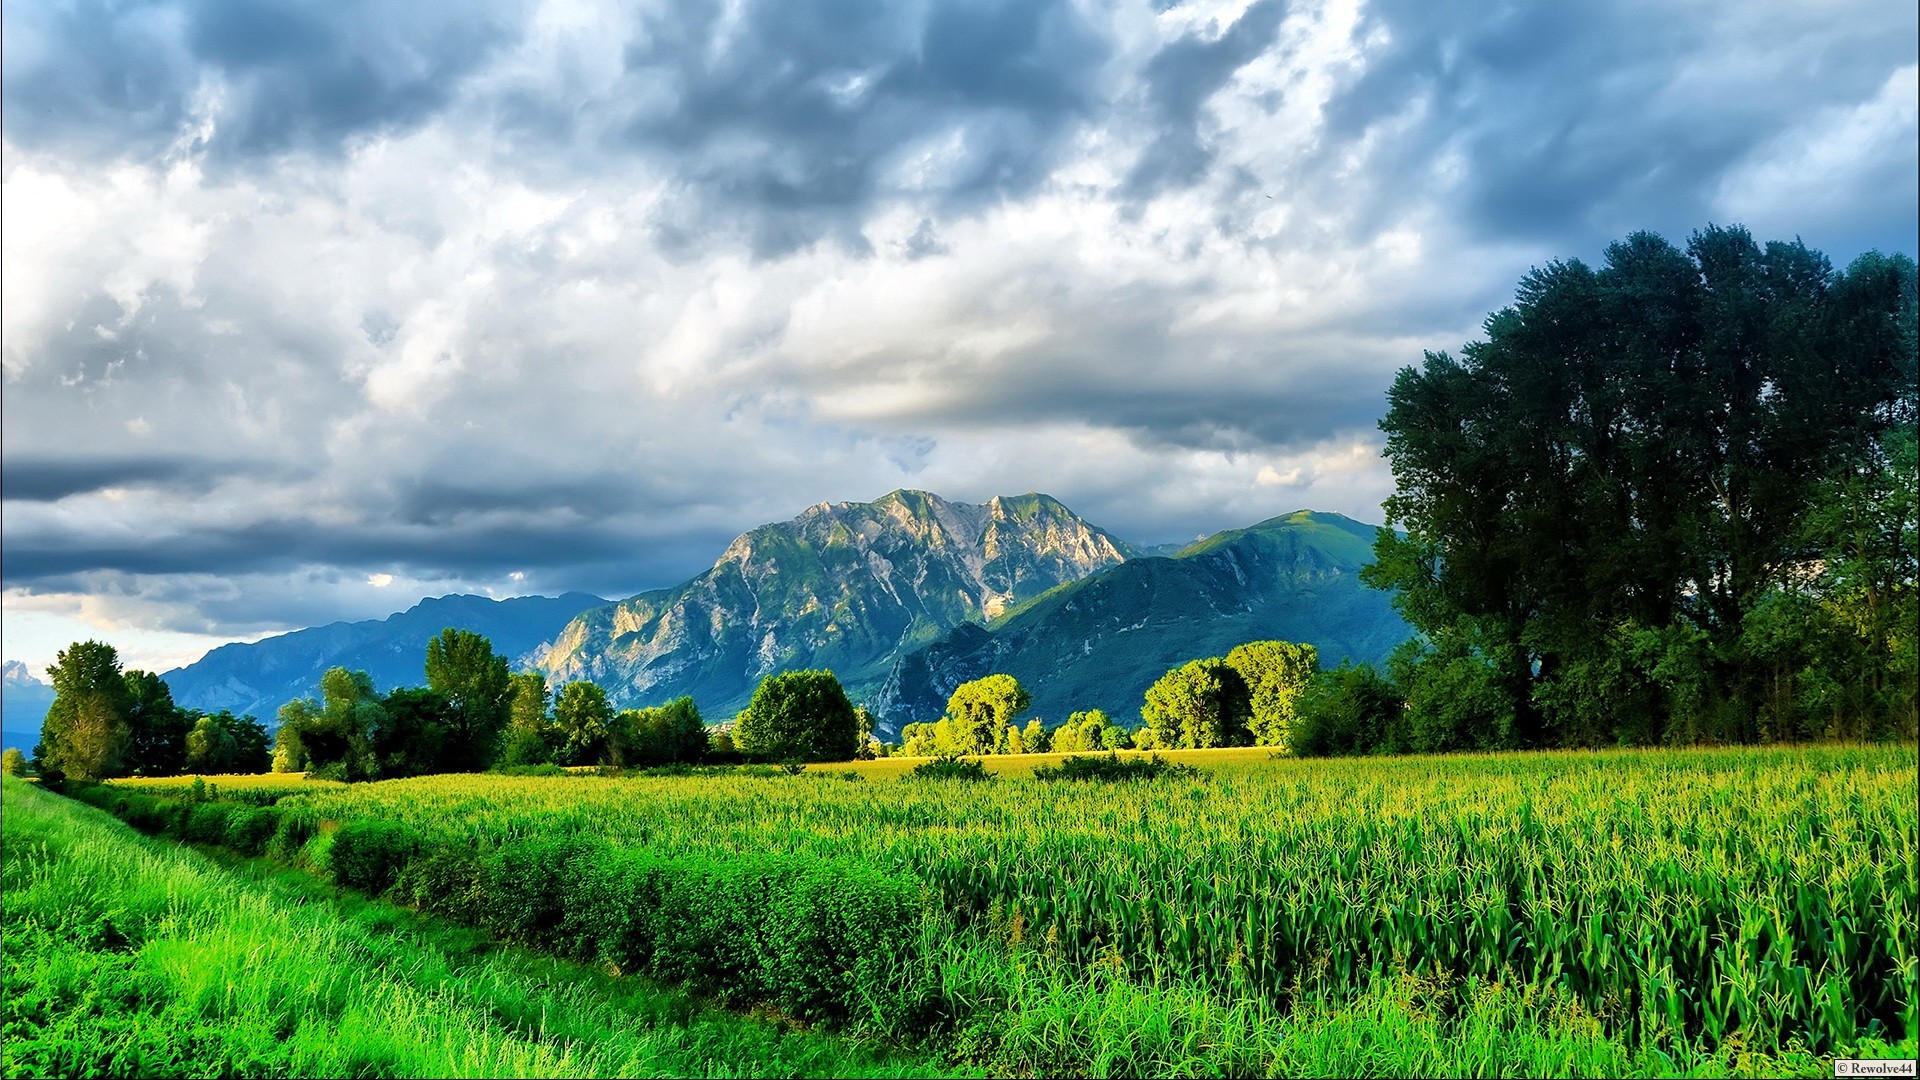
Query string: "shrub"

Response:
xmin=223 ymin=805 xmax=280 ymax=855
xmin=1031 ymin=753 xmax=1205 ymax=783
xmin=327 ymin=819 xmax=425 ymax=896
xmin=907 ymin=756 xmax=993 ymax=782
xmin=393 ymin=846 xmax=487 ymax=918
xmin=183 ymin=800 xmax=237 ymax=844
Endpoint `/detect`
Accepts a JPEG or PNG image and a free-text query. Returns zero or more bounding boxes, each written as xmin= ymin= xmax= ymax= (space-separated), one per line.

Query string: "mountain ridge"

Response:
xmin=536 ymin=489 xmax=1133 ymax=716
xmin=874 ymin=510 xmax=1412 ymax=732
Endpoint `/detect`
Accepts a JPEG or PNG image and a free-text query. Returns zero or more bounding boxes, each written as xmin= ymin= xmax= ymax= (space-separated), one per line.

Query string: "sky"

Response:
xmin=3 ymin=0 xmax=1916 ymax=678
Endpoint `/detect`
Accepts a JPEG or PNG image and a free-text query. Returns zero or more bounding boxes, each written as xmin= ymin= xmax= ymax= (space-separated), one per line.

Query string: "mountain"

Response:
xmin=161 ymin=592 xmax=607 ymax=723
xmin=875 ymin=511 xmax=1413 ymax=732
xmin=2 ymin=660 xmax=55 ymax=754
xmin=536 ymin=490 xmax=1132 ymax=717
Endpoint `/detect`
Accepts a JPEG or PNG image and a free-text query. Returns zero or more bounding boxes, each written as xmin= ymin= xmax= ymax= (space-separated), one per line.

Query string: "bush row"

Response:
xmin=65 ymin=783 xmax=938 ymax=1031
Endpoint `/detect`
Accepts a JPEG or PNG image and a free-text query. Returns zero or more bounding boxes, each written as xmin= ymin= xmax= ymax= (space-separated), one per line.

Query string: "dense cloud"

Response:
xmin=3 ymin=0 xmax=1914 ymax=671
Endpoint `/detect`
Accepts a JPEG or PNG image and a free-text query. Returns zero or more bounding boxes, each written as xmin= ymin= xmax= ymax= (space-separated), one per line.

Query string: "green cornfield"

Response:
xmin=100 ymin=745 xmax=1917 ymax=1076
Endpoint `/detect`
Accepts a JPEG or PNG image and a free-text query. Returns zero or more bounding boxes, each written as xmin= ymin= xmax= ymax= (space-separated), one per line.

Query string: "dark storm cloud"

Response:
xmin=1 ymin=0 xmax=525 ymax=164
xmin=0 ymin=455 xmax=265 ymax=502
xmin=488 ymin=0 xmax=1115 ymax=255
xmin=1317 ymin=0 xmax=1920 ymax=249
xmin=1126 ymin=0 xmax=1287 ymax=196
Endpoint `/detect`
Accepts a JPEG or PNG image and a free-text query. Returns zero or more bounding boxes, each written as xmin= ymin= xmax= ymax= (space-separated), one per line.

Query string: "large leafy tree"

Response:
xmin=552 ymin=680 xmax=613 ymax=766
xmin=1367 ymin=226 xmax=1916 ymax=745
xmin=272 ymin=668 xmax=382 ymax=780
xmin=1223 ymin=641 xmax=1318 ymax=749
xmin=37 ymin=640 xmax=134 ymax=781
xmin=424 ymin=629 xmax=513 ymax=771
xmin=497 ymin=671 xmax=557 ymax=766
xmin=1141 ymin=658 xmax=1252 ymax=749
xmin=944 ymin=674 xmax=1032 ymax=755
xmin=733 ymin=670 xmax=859 ymax=763
xmin=123 ymin=669 xmax=192 ymax=776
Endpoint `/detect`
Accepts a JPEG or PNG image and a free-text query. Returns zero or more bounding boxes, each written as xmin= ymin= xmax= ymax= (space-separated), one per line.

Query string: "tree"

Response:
xmin=1020 ymin=717 xmax=1049 ymax=754
xmin=498 ymin=672 xmax=556 ymax=766
xmin=123 ymin=670 xmax=191 ymax=775
xmin=184 ymin=714 xmax=238 ymax=774
xmin=1141 ymin=659 xmax=1252 ymax=750
xmin=1291 ymin=663 xmax=1404 ymax=757
xmin=37 ymin=640 xmax=134 ymax=781
xmin=1367 ymin=227 xmax=1916 ymax=747
xmin=424 ymin=629 xmax=513 ymax=771
xmin=272 ymin=668 xmax=382 ymax=780
xmin=733 ymin=670 xmax=860 ymax=763
xmin=612 ymin=697 xmax=708 ymax=767
xmin=553 ymin=680 xmax=612 ymax=766
xmin=944 ymin=675 xmax=1031 ymax=755
xmin=2 ymin=748 xmax=27 ymax=776
xmin=377 ymin=687 xmax=455 ymax=777
xmin=1049 ymin=710 xmax=1113 ymax=753
xmin=1224 ymin=641 xmax=1319 ymax=749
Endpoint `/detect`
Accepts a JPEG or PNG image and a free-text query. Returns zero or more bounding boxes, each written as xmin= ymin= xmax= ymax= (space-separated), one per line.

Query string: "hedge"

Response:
xmin=64 ymin=782 xmax=937 ymax=1029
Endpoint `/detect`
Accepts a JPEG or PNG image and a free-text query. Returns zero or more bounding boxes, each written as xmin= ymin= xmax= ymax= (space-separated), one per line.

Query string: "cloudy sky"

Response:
xmin=3 ymin=0 xmax=1915 ymax=676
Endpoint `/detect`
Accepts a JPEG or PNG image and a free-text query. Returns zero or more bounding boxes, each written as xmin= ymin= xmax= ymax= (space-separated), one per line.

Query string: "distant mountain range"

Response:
xmin=875 ymin=510 xmax=1412 ymax=730
xmin=2 ymin=660 xmax=55 ymax=754
xmin=161 ymin=593 xmax=607 ymax=722
xmin=35 ymin=490 xmax=1414 ymax=747
xmin=537 ymin=491 xmax=1133 ymax=720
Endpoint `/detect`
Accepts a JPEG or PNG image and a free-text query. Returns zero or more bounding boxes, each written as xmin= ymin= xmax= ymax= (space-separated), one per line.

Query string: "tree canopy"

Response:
xmin=424 ymin=628 xmax=513 ymax=771
xmin=1360 ymin=225 xmax=1917 ymax=750
xmin=733 ymin=670 xmax=860 ymax=763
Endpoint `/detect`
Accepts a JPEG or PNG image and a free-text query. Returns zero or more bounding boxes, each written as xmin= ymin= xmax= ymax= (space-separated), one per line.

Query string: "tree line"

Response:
xmin=29 ymin=640 xmax=270 ymax=781
xmin=899 ymin=640 xmax=1322 ymax=755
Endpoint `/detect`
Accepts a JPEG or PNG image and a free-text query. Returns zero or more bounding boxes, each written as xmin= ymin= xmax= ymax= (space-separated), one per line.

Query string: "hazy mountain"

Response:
xmin=875 ymin=511 xmax=1413 ymax=733
xmin=536 ymin=490 xmax=1132 ymax=717
xmin=2 ymin=660 xmax=55 ymax=754
xmin=161 ymin=592 xmax=607 ymax=723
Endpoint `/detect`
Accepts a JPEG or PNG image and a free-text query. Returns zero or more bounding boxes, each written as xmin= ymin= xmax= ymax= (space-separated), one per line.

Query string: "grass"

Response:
xmin=61 ymin=745 xmax=1920 ymax=1076
xmin=0 ymin=774 xmax=960 ymax=1079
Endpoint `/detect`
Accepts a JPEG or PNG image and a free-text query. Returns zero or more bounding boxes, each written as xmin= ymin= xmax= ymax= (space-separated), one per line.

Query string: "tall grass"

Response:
xmin=1 ymin=775 xmax=952 ymax=1079
xmin=82 ymin=745 xmax=1918 ymax=1076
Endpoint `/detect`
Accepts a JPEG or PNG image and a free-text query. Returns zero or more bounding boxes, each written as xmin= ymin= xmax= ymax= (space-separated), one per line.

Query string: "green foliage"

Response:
xmin=122 ymin=669 xmax=191 ymax=776
xmin=2 ymin=776 xmax=947 ymax=1079
xmin=59 ymin=743 xmax=1920 ymax=1073
xmin=376 ymin=687 xmax=456 ymax=777
xmin=496 ymin=672 xmax=557 ymax=766
xmin=1223 ymin=640 xmax=1318 ymax=749
xmin=733 ymin=670 xmax=861 ymax=763
xmin=1047 ymin=709 xmax=1120 ymax=753
xmin=943 ymin=674 xmax=1031 ymax=755
xmin=424 ymin=629 xmax=513 ymax=772
xmin=1140 ymin=658 xmax=1251 ymax=749
xmin=1370 ymin=226 xmax=1918 ymax=748
xmin=37 ymin=640 xmax=135 ymax=781
xmin=552 ymin=680 xmax=613 ymax=766
xmin=610 ymin=697 xmax=708 ymax=768
xmin=272 ymin=668 xmax=382 ymax=780
xmin=183 ymin=713 xmax=237 ymax=774
xmin=1388 ymin=639 xmax=1516 ymax=753
xmin=1 ymin=747 xmax=26 ymax=775
xmin=906 ymin=755 xmax=993 ymax=782
xmin=1290 ymin=663 xmax=1404 ymax=757
xmin=1030 ymin=753 xmax=1204 ymax=783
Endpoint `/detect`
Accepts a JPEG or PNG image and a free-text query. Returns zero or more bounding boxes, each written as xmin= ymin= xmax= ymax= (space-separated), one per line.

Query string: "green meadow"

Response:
xmin=22 ymin=743 xmax=1914 ymax=1077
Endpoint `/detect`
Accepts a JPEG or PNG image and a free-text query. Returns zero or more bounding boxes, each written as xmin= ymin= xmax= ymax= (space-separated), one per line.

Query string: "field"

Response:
xmin=0 ymin=774 xmax=950 ymax=1078
xmin=50 ymin=745 xmax=1920 ymax=1076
